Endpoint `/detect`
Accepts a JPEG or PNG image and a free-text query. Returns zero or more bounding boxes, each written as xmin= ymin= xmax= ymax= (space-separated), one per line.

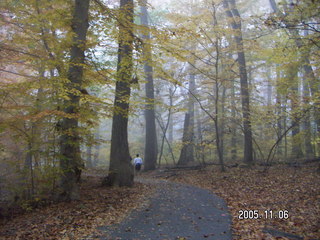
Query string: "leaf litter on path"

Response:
xmin=151 ymin=163 xmax=320 ymax=240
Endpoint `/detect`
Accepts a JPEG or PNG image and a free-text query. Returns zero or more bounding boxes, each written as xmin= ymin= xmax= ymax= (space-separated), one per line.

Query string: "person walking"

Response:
xmin=133 ymin=154 xmax=143 ymax=174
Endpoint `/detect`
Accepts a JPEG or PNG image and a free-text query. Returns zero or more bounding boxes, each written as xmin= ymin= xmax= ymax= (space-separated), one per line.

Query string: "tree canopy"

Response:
xmin=0 ymin=0 xmax=319 ymax=199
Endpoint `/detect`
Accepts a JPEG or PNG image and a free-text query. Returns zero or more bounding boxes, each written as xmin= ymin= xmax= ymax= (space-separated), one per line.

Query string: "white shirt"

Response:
xmin=133 ymin=157 xmax=143 ymax=165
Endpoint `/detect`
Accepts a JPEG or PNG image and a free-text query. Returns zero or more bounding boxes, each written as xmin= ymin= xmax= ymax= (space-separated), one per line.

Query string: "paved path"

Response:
xmin=98 ymin=179 xmax=232 ymax=240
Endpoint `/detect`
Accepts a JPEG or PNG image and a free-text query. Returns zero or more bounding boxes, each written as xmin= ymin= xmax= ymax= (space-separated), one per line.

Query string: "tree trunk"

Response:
xmin=195 ymin=106 xmax=205 ymax=165
xmin=140 ymin=0 xmax=158 ymax=171
xmin=155 ymin=114 xmax=176 ymax=166
xmin=178 ymin=113 xmax=193 ymax=165
xmin=178 ymin=67 xmax=195 ymax=165
xmin=284 ymin=98 xmax=288 ymax=160
xmin=93 ymin=127 xmax=100 ymax=167
xmin=302 ymin=69 xmax=314 ymax=158
xmin=24 ymin=142 xmax=34 ymax=199
xmin=223 ymin=0 xmax=253 ymax=164
xmin=58 ymin=0 xmax=90 ymax=201
xmin=276 ymin=66 xmax=283 ymax=157
xmin=86 ymin=145 xmax=93 ymax=168
xmin=302 ymin=31 xmax=315 ymax=159
xmin=107 ymin=0 xmax=134 ymax=187
xmin=220 ymin=87 xmax=226 ymax=164
xmin=168 ymin=87 xmax=174 ymax=145
xmin=157 ymin=86 xmax=177 ymax=166
xmin=231 ymin=79 xmax=237 ymax=161
xmin=289 ymin=68 xmax=303 ymax=159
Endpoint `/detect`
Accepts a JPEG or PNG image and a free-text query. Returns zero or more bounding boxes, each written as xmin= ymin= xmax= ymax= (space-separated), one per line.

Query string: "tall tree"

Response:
xmin=212 ymin=4 xmax=225 ymax=171
xmin=140 ymin=0 xmax=158 ymax=171
xmin=107 ymin=0 xmax=134 ymax=186
xmin=275 ymin=66 xmax=284 ymax=158
xmin=223 ymin=0 xmax=253 ymax=164
xmin=58 ymin=0 xmax=90 ymax=201
xmin=178 ymin=65 xmax=195 ymax=165
xmin=168 ymin=86 xmax=174 ymax=145
xmin=287 ymin=65 xmax=304 ymax=159
xmin=302 ymin=70 xmax=314 ymax=158
xmin=230 ymin=79 xmax=238 ymax=161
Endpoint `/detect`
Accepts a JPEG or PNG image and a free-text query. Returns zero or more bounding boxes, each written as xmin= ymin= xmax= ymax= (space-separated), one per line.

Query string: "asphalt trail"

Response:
xmin=98 ymin=179 xmax=232 ymax=240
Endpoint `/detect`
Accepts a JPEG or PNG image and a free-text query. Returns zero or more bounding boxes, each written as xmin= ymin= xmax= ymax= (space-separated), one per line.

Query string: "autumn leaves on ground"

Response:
xmin=165 ymin=163 xmax=320 ymax=240
xmin=0 ymin=171 xmax=153 ymax=240
xmin=0 ymin=163 xmax=319 ymax=240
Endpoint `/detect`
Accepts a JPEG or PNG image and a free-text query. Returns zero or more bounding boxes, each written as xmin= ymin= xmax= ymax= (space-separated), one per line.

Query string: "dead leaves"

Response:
xmin=0 ymin=173 xmax=153 ymax=239
xmin=164 ymin=163 xmax=320 ymax=240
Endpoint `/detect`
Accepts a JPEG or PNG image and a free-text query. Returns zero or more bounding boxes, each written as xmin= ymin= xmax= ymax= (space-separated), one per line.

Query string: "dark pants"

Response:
xmin=135 ymin=163 xmax=141 ymax=171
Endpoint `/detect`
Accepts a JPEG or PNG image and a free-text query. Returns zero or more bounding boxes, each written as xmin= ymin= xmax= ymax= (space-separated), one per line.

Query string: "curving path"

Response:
xmin=97 ymin=179 xmax=232 ymax=240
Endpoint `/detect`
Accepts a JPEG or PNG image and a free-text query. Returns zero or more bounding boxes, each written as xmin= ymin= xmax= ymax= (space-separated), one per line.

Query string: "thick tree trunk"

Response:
xmin=58 ymin=0 xmax=90 ymax=201
xmin=223 ymin=0 xmax=253 ymax=164
xmin=140 ymin=0 xmax=158 ymax=171
xmin=178 ymin=67 xmax=195 ymax=165
xmin=107 ymin=0 xmax=134 ymax=187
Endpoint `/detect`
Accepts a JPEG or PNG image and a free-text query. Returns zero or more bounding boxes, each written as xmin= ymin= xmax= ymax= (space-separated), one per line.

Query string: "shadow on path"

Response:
xmin=97 ymin=178 xmax=232 ymax=240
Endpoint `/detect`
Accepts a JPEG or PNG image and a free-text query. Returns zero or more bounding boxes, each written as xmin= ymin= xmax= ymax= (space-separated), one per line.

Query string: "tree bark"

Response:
xmin=93 ymin=127 xmax=100 ymax=167
xmin=219 ymin=86 xmax=227 ymax=167
xmin=178 ymin=67 xmax=195 ymax=165
xmin=289 ymin=67 xmax=303 ymax=159
xmin=168 ymin=87 xmax=174 ymax=145
xmin=276 ymin=65 xmax=283 ymax=157
xmin=140 ymin=0 xmax=158 ymax=171
xmin=302 ymin=68 xmax=314 ymax=158
xmin=178 ymin=113 xmax=193 ymax=165
xmin=302 ymin=31 xmax=315 ymax=159
xmin=195 ymin=106 xmax=205 ymax=165
xmin=223 ymin=0 xmax=253 ymax=164
xmin=107 ymin=0 xmax=134 ymax=187
xmin=58 ymin=0 xmax=90 ymax=201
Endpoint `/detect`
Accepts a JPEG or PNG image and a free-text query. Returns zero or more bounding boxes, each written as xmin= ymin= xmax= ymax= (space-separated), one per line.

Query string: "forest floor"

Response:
xmin=147 ymin=162 xmax=320 ymax=240
xmin=0 ymin=169 xmax=153 ymax=240
xmin=0 ymin=163 xmax=319 ymax=240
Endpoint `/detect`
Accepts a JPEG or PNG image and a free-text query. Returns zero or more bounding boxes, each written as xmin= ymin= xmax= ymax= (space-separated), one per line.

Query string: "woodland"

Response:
xmin=0 ymin=0 xmax=319 ymax=239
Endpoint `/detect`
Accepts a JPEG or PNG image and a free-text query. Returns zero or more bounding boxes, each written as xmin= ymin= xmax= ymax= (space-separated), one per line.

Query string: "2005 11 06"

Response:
xmin=238 ymin=210 xmax=289 ymax=219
